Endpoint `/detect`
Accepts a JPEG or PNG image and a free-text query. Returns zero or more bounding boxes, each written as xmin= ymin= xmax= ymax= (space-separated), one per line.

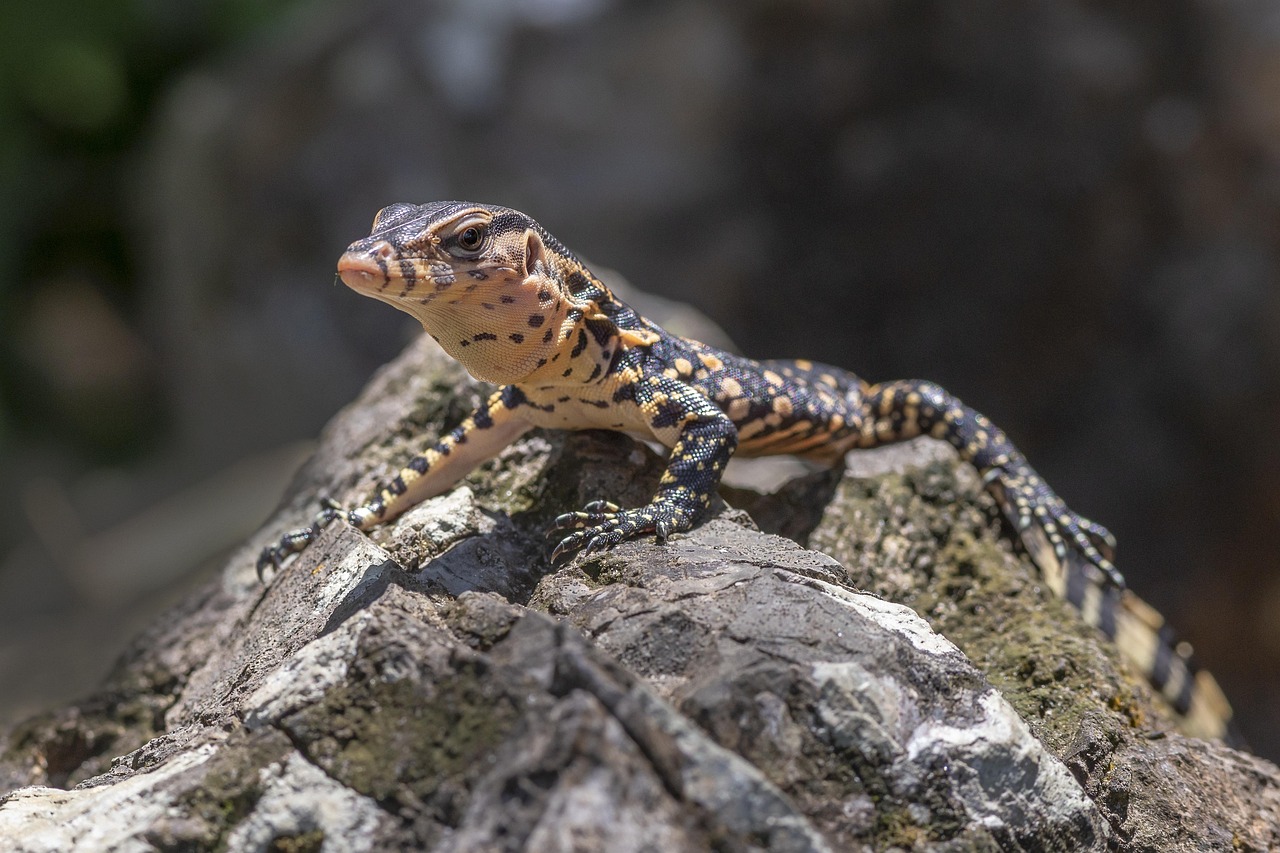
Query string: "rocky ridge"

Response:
xmin=1 ymin=333 xmax=1277 ymax=851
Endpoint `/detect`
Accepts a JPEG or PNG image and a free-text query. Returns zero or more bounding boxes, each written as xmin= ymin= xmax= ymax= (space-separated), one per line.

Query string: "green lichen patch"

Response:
xmin=577 ymin=550 xmax=647 ymax=588
xmin=266 ymin=829 xmax=325 ymax=853
xmin=403 ymin=376 xmax=487 ymax=438
xmin=806 ymin=454 xmax=1174 ymax=756
xmin=279 ymin=650 xmax=529 ymax=831
xmin=146 ymin=728 xmax=294 ymax=852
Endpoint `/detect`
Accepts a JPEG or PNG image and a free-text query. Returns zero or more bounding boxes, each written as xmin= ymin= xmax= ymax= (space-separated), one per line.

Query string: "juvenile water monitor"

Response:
xmin=258 ymin=200 xmax=1232 ymax=740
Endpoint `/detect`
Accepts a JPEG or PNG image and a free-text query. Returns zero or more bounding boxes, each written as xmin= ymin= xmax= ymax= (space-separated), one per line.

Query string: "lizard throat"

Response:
xmin=338 ymin=257 xmax=578 ymax=384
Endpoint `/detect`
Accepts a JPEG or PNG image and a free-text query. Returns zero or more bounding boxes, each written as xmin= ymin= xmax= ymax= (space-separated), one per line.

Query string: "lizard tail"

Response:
xmin=1010 ymin=499 xmax=1234 ymax=741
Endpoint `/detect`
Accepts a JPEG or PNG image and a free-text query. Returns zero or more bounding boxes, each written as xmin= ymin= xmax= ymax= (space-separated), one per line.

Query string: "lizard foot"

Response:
xmin=256 ymin=496 xmax=345 ymax=582
xmin=548 ymin=500 xmax=694 ymax=564
xmin=985 ymin=466 xmax=1124 ymax=588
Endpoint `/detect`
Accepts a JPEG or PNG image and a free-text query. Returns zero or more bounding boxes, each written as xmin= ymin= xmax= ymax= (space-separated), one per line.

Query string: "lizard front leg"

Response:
xmin=257 ymin=386 xmax=532 ymax=578
xmin=550 ymin=381 xmax=738 ymax=562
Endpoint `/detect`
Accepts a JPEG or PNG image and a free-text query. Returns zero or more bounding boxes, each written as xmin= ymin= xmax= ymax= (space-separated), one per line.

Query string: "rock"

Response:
xmin=2 ymin=333 xmax=1277 ymax=850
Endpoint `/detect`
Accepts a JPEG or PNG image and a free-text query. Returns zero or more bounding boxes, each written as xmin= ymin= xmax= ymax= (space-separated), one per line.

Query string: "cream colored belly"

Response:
xmin=518 ymin=383 xmax=656 ymax=438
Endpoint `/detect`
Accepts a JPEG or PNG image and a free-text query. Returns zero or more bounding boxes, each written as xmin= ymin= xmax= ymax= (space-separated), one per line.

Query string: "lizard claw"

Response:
xmin=989 ymin=464 xmax=1125 ymax=590
xmin=546 ymin=499 xmax=699 ymax=565
xmin=255 ymin=498 xmax=352 ymax=583
xmin=550 ymin=532 xmax=586 ymax=565
xmin=255 ymin=526 xmax=313 ymax=582
xmin=1075 ymin=514 xmax=1118 ymax=563
xmin=550 ymin=502 xmax=622 ymax=536
xmin=255 ymin=547 xmax=281 ymax=583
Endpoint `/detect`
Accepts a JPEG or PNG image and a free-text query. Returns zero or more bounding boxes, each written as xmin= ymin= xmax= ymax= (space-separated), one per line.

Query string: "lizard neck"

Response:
xmin=519 ymin=270 xmax=660 ymax=386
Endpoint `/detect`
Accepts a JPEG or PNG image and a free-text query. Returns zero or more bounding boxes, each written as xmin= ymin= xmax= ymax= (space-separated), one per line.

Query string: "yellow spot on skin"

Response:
xmin=878 ymin=392 xmax=896 ymax=416
xmin=720 ymin=377 xmax=744 ymax=399
xmin=772 ymin=396 xmax=793 ymax=417
xmin=794 ymin=359 xmax=813 ymax=370
xmin=876 ymin=420 xmax=895 ymax=439
xmin=906 ymin=391 xmax=921 ymax=406
xmin=663 ymin=368 xmax=679 ymax=380
xmin=829 ymin=413 xmax=844 ymax=431
xmin=698 ymin=352 xmax=723 ymax=371
xmin=763 ymin=370 xmax=784 ymax=387
xmin=674 ymin=357 xmax=693 ymax=375
xmin=819 ymin=373 xmax=839 ymax=388
xmin=619 ymin=328 xmax=660 ymax=348
xmin=764 ymin=412 xmax=782 ymax=427
xmin=728 ymin=398 xmax=751 ymax=421
xmin=931 ymin=421 xmax=950 ymax=439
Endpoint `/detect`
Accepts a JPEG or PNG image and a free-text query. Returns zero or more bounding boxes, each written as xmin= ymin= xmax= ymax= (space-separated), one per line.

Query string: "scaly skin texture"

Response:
xmin=259 ymin=200 xmax=1231 ymax=738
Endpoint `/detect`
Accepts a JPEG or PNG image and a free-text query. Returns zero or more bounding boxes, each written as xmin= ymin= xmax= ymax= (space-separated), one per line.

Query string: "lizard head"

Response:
xmin=337 ymin=201 xmax=586 ymax=384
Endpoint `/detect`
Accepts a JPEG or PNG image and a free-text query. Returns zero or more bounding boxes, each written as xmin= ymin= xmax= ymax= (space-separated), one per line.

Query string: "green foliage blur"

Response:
xmin=0 ymin=0 xmax=305 ymax=461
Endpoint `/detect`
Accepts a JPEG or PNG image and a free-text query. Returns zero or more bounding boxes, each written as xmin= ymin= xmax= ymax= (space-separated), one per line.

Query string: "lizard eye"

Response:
xmin=450 ymin=224 xmax=487 ymax=256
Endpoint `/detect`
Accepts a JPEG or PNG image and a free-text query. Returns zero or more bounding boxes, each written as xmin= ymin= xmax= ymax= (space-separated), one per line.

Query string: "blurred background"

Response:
xmin=1 ymin=0 xmax=1277 ymax=760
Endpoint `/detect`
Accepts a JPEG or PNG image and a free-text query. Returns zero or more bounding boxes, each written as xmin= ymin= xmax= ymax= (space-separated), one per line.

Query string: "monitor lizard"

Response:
xmin=257 ymin=200 xmax=1232 ymax=739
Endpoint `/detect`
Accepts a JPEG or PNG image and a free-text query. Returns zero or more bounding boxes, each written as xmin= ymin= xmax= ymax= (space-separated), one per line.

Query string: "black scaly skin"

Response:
xmin=257 ymin=201 xmax=1231 ymax=738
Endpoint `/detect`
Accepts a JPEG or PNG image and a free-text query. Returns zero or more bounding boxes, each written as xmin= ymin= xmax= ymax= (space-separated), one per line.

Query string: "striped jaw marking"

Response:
xmin=337 ymin=201 xmax=575 ymax=384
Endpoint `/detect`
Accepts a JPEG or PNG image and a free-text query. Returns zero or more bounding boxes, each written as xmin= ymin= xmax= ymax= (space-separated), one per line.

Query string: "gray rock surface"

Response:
xmin=2 ymin=334 xmax=1277 ymax=850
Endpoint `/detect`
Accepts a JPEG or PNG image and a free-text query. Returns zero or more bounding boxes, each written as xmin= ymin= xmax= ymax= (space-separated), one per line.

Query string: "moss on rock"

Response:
xmin=800 ymin=443 xmax=1176 ymax=756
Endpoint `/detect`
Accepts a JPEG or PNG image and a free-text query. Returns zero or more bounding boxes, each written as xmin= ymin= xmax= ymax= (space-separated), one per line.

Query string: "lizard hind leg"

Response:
xmin=857 ymin=379 xmax=1125 ymax=589
xmin=982 ymin=465 xmax=1124 ymax=588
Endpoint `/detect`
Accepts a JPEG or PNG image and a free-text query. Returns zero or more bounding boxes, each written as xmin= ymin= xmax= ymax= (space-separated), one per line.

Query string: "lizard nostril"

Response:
xmin=370 ymin=240 xmax=395 ymax=260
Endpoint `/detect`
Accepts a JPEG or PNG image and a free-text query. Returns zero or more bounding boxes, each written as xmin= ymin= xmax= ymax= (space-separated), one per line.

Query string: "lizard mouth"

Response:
xmin=337 ymin=248 xmax=464 ymax=297
xmin=337 ymin=252 xmax=386 ymax=292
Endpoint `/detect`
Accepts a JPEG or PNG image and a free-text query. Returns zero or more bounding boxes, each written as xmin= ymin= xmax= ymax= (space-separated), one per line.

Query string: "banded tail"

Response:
xmin=997 ymin=482 xmax=1233 ymax=740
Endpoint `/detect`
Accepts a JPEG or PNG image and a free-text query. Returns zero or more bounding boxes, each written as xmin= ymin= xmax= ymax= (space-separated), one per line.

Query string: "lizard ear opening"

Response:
xmin=523 ymin=228 xmax=548 ymax=278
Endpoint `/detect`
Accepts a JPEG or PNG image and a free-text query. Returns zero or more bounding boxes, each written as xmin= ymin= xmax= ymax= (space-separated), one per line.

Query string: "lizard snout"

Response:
xmin=337 ymin=241 xmax=395 ymax=291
